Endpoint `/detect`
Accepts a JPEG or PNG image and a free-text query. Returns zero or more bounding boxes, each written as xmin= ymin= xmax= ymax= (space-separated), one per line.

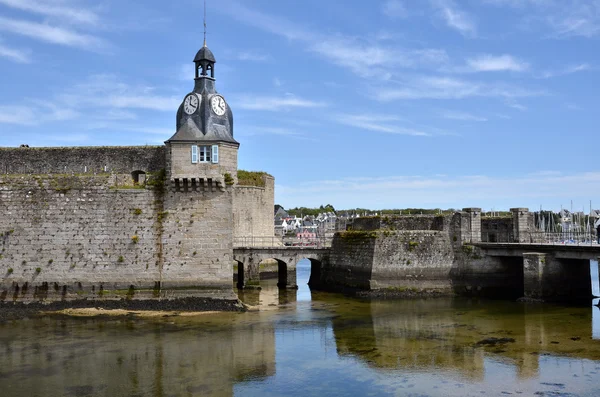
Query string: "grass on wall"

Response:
xmin=237 ymin=170 xmax=271 ymax=187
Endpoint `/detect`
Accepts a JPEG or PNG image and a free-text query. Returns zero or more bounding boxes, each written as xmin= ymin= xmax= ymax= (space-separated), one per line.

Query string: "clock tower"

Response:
xmin=159 ymin=42 xmax=239 ymax=295
xmin=165 ymin=41 xmax=239 ymax=190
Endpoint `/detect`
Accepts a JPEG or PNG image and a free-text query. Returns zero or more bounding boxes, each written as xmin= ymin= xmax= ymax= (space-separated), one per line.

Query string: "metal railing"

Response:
xmin=481 ymin=231 xmax=599 ymax=246
xmin=234 ymin=236 xmax=332 ymax=248
xmin=527 ymin=231 xmax=599 ymax=246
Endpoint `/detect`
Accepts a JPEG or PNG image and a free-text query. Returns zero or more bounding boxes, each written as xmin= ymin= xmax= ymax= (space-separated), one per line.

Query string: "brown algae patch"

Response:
xmin=53 ymin=308 xmax=220 ymax=318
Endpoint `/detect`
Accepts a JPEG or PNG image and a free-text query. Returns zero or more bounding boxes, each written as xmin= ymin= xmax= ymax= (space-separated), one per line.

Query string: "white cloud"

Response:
xmin=505 ymin=99 xmax=528 ymax=111
xmin=276 ymin=171 xmax=600 ymax=210
xmin=107 ymin=96 xmax=179 ymax=111
xmin=537 ymin=63 xmax=591 ymax=78
xmin=373 ymin=76 xmax=543 ymax=101
xmin=237 ymin=51 xmax=270 ymax=62
xmin=466 ymin=54 xmax=529 ymax=72
xmin=241 ymin=126 xmax=303 ymax=137
xmin=234 ymin=94 xmax=327 ymax=111
xmin=440 ymin=110 xmax=487 ymax=121
xmin=59 ymin=74 xmax=179 ymax=111
xmin=0 ymin=0 xmax=100 ymax=25
xmin=0 ymin=101 xmax=78 ymax=126
xmin=0 ymin=16 xmax=108 ymax=50
xmin=382 ymin=0 xmax=408 ymax=18
xmin=217 ymin=0 xmax=315 ymax=41
xmin=334 ymin=114 xmax=431 ymax=136
xmin=0 ymin=105 xmax=36 ymax=125
xmin=0 ymin=74 xmax=179 ymax=128
xmin=483 ymin=0 xmax=600 ymax=38
xmin=0 ymin=42 xmax=30 ymax=63
xmin=431 ymin=0 xmax=477 ymax=37
xmin=310 ymin=36 xmax=448 ymax=78
xmin=219 ymin=1 xmax=447 ymax=80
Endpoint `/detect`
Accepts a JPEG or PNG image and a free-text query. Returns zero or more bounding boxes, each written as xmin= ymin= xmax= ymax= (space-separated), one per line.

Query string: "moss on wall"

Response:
xmin=237 ymin=170 xmax=272 ymax=187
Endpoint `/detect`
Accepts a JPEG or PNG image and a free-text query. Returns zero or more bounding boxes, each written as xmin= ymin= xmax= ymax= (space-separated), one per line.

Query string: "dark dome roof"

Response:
xmin=194 ymin=45 xmax=216 ymax=63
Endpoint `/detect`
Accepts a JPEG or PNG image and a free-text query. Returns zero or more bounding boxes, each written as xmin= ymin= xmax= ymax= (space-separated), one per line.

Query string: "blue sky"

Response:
xmin=1 ymin=0 xmax=599 ymax=212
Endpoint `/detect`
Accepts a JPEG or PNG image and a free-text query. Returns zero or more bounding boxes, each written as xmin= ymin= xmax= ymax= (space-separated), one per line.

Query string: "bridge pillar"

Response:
xmin=596 ymin=257 xmax=600 ymax=297
xmin=523 ymin=252 xmax=545 ymax=299
xmin=523 ymin=253 xmax=592 ymax=301
xmin=462 ymin=208 xmax=482 ymax=243
xmin=511 ymin=208 xmax=530 ymax=243
xmin=281 ymin=262 xmax=298 ymax=290
xmin=242 ymin=254 xmax=261 ymax=289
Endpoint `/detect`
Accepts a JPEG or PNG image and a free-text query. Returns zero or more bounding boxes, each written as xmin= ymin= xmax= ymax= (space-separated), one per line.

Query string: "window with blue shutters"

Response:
xmin=212 ymin=145 xmax=219 ymax=164
xmin=191 ymin=145 xmax=198 ymax=163
xmin=192 ymin=145 xmax=219 ymax=163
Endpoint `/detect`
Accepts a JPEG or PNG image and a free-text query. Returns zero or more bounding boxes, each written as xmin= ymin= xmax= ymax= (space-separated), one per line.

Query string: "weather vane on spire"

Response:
xmin=203 ymin=0 xmax=207 ymax=47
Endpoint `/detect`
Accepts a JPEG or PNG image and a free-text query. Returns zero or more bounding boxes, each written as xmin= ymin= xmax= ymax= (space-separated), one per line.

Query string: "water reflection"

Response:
xmin=0 ymin=259 xmax=600 ymax=396
xmin=0 ymin=314 xmax=277 ymax=397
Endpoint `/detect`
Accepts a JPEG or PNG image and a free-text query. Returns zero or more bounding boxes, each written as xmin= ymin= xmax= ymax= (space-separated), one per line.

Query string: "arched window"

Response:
xmin=131 ymin=170 xmax=147 ymax=185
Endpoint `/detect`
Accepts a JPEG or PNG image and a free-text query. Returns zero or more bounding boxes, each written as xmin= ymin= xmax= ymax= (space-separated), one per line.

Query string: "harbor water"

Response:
xmin=0 ymin=259 xmax=599 ymax=396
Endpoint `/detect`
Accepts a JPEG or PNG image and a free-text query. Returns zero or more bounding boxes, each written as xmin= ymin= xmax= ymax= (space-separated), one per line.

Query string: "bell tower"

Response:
xmin=165 ymin=39 xmax=239 ymax=191
xmin=159 ymin=38 xmax=239 ymax=296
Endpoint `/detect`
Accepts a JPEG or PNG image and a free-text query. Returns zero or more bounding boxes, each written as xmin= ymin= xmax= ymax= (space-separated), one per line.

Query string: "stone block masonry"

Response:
xmin=233 ymin=173 xmax=275 ymax=239
xmin=0 ymin=146 xmax=166 ymax=175
xmin=320 ymin=213 xmax=470 ymax=295
xmin=0 ymin=170 xmax=237 ymax=302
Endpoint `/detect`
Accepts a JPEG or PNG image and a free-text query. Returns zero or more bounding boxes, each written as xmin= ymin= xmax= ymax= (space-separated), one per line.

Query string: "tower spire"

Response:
xmin=203 ymin=0 xmax=207 ymax=47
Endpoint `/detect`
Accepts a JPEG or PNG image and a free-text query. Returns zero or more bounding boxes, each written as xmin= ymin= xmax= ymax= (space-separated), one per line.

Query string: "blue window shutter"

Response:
xmin=212 ymin=145 xmax=219 ymax=163
xmin=191 ymin=145 xmax=198 ymax=163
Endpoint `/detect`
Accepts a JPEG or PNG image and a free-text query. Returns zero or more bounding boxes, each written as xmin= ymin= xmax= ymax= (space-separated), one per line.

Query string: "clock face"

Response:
xmin=211 ymin=95 xmax=226 ymax=116
xmin=183 ymin=94 xmax=199 ymax=115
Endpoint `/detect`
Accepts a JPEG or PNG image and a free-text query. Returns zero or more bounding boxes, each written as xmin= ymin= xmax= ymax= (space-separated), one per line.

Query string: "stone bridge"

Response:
xmin=233 ymin=247 xmax=329 ymax=289
xmin=470 ymin=242 xmax=600 ymax=301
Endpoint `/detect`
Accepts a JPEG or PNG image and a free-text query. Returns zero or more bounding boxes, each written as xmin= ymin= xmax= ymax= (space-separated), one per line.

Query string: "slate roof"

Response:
xmin=194 ymin=45 xmax=216 ymax=63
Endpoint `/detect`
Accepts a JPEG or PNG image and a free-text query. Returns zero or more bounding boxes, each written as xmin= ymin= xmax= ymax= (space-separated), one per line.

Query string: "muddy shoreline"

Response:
xmin=0 ymin=297 xmax=245 ymax=322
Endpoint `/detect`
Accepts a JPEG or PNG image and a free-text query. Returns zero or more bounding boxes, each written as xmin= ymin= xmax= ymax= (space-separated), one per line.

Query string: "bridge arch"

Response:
xmin=233 ymin=247 xmax=328 ymax=290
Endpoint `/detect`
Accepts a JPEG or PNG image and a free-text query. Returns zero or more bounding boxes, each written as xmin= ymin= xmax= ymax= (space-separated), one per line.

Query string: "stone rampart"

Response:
xmin=0 ymin=146 xmax=165 ymax=175
xmin=321 ymin=213 xmax=467 ymax=294
xmin=352 ymin=215 xmax=447 ymax=232
xmin=0 ymin=171 xmax=237 ymax=302
xmin=233 ymin=174 xmax=275 ymax=239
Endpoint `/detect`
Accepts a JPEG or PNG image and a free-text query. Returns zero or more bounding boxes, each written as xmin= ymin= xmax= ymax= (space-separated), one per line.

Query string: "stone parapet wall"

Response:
xmin=352 ymin=215 xmax=448 ymax=232
xmin=481 ymin=217 xmax=513 ymax=242
xmin=0 ymin=146 xmax=165 ymax=175
xmin=370 ymin=230 xmax=455 ymax=291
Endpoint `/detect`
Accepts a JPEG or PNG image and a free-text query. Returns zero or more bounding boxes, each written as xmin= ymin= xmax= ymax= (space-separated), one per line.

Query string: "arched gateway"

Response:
xmin=233 ymin=247 xmax=328 ymax=290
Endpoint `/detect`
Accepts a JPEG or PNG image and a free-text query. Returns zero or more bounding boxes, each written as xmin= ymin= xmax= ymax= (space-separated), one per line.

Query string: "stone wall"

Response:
xmin=0 ymin=146 xmax=165 ymax=174
xmin=370 ymin=230 xmax=455 ymax=291
xmin=321 ymin=213 xmax=468 ymax=294
xmin=0 ymin=171 xmax=237 ymax=302
xmin=233 ymin=174 xmax=275 ymax=239
xmin=481 ymin=217 xmax=513 ymax=242
xmin=352 ymin=215 xmax=447 ymax=232
xmin=323 ymin=231 xmax=376 ymax=290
